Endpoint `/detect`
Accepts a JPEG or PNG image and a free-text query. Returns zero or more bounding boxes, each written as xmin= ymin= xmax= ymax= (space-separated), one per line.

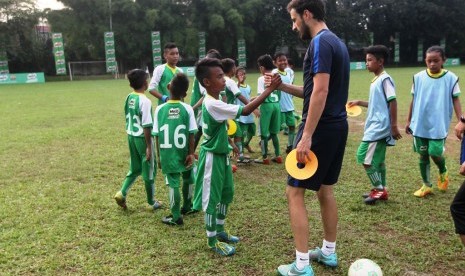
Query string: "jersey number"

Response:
xmin=159 ymin=124 xmax=186 ymax=149
xmin=126 ymin=113 xmax=143 ymax=136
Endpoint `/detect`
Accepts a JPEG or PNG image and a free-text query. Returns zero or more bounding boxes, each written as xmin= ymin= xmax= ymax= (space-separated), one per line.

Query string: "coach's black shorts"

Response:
xmin=287 ymin=120 xmax=348 ymax=191
xmin=451 ymin=180 xmax=465 ymax=235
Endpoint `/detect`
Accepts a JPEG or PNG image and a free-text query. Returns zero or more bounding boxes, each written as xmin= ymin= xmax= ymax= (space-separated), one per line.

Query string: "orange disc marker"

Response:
xmin=285 ymin=149 xmax=318 ymax=180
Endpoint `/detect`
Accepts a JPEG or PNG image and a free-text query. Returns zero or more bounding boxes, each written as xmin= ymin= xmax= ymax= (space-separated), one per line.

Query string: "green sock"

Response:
xmin=143 ymin=180 xmax=155 ymax=205
xmin=270 ymin=134 xmax=280 ymax=156
xmin=216 ymin=203 xmax=229 ymax=233
xmin=419 ymin=155 xmax=431 ymax=186
xmin=379 ymin=163 xmax=386 ymax=187
xmin=169 ymin=187 xmax=181 ymax=220
xmin=260 ymin=136 xmax=269 ymax=158
xmin=205 ymin=212 xmax=217 ymax=247
xmin=121 ymin=175 xmax=137 ymax=197
xmin=365 ymin=166 xmax=382 ymax=189
xmin=432 ymin=155 xmax=447 ymax=174
xmin=288 ymin=131 xmax=295 ymax=148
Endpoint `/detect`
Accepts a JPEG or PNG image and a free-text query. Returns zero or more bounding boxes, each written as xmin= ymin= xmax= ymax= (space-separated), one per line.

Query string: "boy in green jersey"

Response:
xmin=153 ymin=73 xmax=198 ymax=226
xmin=192 ymin=58 xmax=281 ymax=256
xmin=149 ymin=42 xmax=183 ymax=105
xmin=114 ymin=69 xmax=162 ymax=211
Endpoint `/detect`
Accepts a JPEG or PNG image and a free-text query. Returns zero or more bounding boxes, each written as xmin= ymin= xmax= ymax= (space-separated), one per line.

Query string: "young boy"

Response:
xmin=406 ymin=45 xmax=462 ymax=197
xmin=149 ymin=42 xmax=183 ymax=105
xmin=255 ymin=54 xmax=282 ymax=165
xmin=236 ymin=66 xmax=256 ymax=154
xmin=272 ymin=53 xmax=296 ymax=154
xmin=347 ymin=45 xmax=401 ymax=204
xmin=153 ymin=73 xmax=197 ymax=225
xmin=114 ymin=69 xmax=162 ymax=211
xmin=192 ymin=58 xmax=281 ymax=256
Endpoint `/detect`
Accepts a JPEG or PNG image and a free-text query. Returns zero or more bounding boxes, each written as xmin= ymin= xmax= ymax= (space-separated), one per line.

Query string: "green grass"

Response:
xmin=1 ymin=67 xmax=465 ymax=275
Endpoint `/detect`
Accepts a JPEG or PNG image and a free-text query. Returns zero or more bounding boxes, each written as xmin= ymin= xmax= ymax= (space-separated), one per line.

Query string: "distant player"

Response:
xmin=149 ymin=42 xmax=183 ymax=105
xmin=153 ymin=73 xmax=197 ymax=226
xmin=347 ymin=45 xmax=401 ymax=204
xmin=114 ymin=69 xmax=162 ymax=211
xmin=255 ymin=54 xmax=282 ymax=165
xmin=272 ymin=53 xmax=296 ymax=154
xmin=192 ymin=58 xmax=281 ymax=256
xmin=235 ymin=66 xmax=256 ymax=154
xmin=406 ymin=45 xmax=462 ymax=197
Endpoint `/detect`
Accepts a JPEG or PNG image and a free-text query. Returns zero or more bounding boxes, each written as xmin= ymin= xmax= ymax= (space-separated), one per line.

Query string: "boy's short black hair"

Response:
xmin=426 ymin=45 xmax=446 ymax=60
xmin=206 ymin=49 xmax=222 ymax=59
xmin=257 ymin=54 xmax=275 ymax=71
xmin=170 ymin=73 xmax=189 ymax=98
xmin=235 ymin=66 xmax=246 ymax=76
xmin=365 ymin=45 xmax=389 ymax=63
xmin=287 ymin=0 xmax=326 ymax=22
xmin=221 ymin=58 xmax=236 ymax=74
xmin=195 ymin=58 xmax=223 ymax=87
xmin=274 ymin=52 xmax=287 ymax=61
xmin=164 ymin=42 xmax=177 ymax=52
xmin=127 ymin=69 xmax=148 ymax=90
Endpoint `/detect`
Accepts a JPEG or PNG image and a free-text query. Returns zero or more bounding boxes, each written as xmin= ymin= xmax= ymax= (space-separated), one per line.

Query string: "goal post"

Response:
xmin=68 ymin=61 xmax=119 ymax=81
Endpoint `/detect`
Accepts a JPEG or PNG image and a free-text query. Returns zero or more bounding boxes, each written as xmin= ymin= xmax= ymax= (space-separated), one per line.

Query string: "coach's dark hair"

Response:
xmin=257 ymin=54 xmax=275 ymax=71
xmin=221 ymin=58 xmax=236 ymax=74
xmin=127 ymin=69 xmax=148 ymax=90
xmin=170 ymin=73 xmax=189 ymax=98
xmin=195 ymin=58 xmax=223 ymax=87
xmin=206 ymin=49 xmax=222 ymax=59
xmin=365 ymin=45 xmax=389 ymax=63
xmin=287 ymin=0 xmax=326 ymax=22
xmin=164 ymin=42 xmax=177 ymax=51
xmin=426 ymin=45 xmax=446 ymax=61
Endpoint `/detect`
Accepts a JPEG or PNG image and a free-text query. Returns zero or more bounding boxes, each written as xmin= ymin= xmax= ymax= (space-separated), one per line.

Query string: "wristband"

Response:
xmin=162 ymin=95 xmax=168 ymax=102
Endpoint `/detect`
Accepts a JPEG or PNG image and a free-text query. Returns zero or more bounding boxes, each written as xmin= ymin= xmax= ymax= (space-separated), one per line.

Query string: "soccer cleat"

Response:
xmin=147 ymin=200 xmax=163 ymax=211
xmin=232 ymin=164 xmax=238 ymax=173
xmin=277 ymin=262 xmax=314 ymax=276
xmin=254 ymin=157 xmax=270 ymax=165
xmin=308 ymin=247 xmax=338 ymax=267
xmin=413 ymin=184 xmax=432 ymax=198
xmin=114 ymin=191 xmax=127 ymax=209
xmin=437 ymin=169 xmax=449 ymax=191
xmin=286 ymin=146 xmax=293 ymax=154
xmin=161 ymin=215 xmax=184 ymax=226
xmin=237 ymin=156 xmax=252 ymax=164
xmin=181 ymin=208 xmax=199 ymax=215
xmin=272 ymin=156 xmax=283 ymax=164
xmin=364 ymin=188 xmax=388 ymax=204
xmin=217 ymin=231 xmax=240 ymax=243
xmin=210 ymin=241 xmax=235 ymax=256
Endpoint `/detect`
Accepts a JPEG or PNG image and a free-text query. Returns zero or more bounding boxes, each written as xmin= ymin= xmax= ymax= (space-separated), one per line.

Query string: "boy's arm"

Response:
xmin=405 ymin=99 xmax=413 ymax=135
xmin=389 ymin=99 xmax=401 ymax=140
xmin=277 ymin=82 xmax=304 ymax=98
xmin=155 ymin=136 xmax=161 ymax=169
xmin=228 ymin=137 xmax=239 ymax=157
xmin=242 ymin=74 xmax=281 ymax=115
xmin=185 ymin=133 xmax=195 ymax=168
xmin=192 ymin=95 xmax=204 ymax=111
xmin=347 ymin=100 xmax=368 ymax=107
xmin=148 ymin=66 xmax=168 ymax=102
xmin=144 ymin=128 xmax=153 ymax=161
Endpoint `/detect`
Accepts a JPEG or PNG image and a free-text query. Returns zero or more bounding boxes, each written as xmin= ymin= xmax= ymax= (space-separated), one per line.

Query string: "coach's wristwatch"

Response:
xmin=460 ymin=115 xmax=465 ymax=123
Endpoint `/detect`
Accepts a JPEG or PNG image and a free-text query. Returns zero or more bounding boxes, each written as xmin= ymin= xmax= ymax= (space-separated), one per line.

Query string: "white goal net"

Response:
xmin=68 ymin=61 xmax=119 ymax=81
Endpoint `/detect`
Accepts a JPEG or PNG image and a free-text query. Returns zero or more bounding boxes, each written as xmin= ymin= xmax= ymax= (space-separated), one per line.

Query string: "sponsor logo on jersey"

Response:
xmin=129 ymin=98 xmax=136 ymax=109
xmin=168 ymin=107 xmax=180 ymax=119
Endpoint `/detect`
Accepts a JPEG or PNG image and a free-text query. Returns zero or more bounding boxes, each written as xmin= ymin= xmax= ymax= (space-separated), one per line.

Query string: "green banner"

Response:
xmin=198 ymin=32 xmax=206 ymax=59
xmin=350 ymin=62 xmax=366 ymax=70
xmin=180 ymin=66 xmax=195 ymax=77
xmin=52 ymin=33 xmax=66 ymax=75
xmin=417 ymin=39 xmax=424 ymax=62
xmin=394 ymin=32 xmax=400 ymax=63
xmin=238 ymin=39 xmax=246 ymax=67
xmin=445 ymin=58 xmax=460 ymax=66
xmin=0 ymin=72 xmax=45 ymax=84
xmin=0 ymin=51 xmax=8 ymax=74
xmin=151 ymin=31 xmax=162 ymax=67
xmin=104 ymin=32 xmax=117 ymax=73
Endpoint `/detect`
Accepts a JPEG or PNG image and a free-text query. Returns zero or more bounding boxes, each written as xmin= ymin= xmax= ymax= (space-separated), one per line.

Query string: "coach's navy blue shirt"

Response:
xmin=302 ymin=29 xmax=349 ymax=124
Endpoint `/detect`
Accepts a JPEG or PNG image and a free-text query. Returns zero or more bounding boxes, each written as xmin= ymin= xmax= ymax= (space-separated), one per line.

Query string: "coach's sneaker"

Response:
xmin=277 ymin=262 xmax=314 ymax=276
xmin=254 ymin=157 xmax=270 ymax=165
xmin=161 ymin=215 xmax=184 ymax=226
xmin=272 ymin=156 xmax=283 ymax=164
xmin=309 ymin=247 xmax=338 ymax=267
xmin=364 ymin=188 xmax=388 ymax=204
xmin=437 ymin=169 xmax=449 ymax=191
xmin=114 ymin=191 xmax=127 ymax=209
xmin=217 ymin=231 xmax=240 ymax=244
xmin=413 ymin=184 xmax=432 ymax=198
xmin=210 ymin=241 xmax=235 ymax=256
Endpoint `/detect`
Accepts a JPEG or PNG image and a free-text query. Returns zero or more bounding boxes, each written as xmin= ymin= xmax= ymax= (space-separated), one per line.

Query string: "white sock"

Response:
xmin=295 ymin=250 xmax=309 ymax=270
xmin=321 ymin=239 xmax=336 ymax=256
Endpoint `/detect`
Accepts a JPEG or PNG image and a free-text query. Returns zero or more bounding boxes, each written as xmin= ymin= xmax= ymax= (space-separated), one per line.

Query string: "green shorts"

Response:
xmin=259 ymin=103 xmax=280 ymax=137
xmin=356 ymin=140 xmax=387 ymax=167
xmin=281 ymin=111 xmax=296 ymax=127
xmin=165 ymin=169 xmax=194 ymax=188
xmin=413 ymin=137 xmax=445 ymax=156
xmin=238 ymin=122 xmax=256 ymax=137
xmin=127 ymin=135 xmax=156 ymax=182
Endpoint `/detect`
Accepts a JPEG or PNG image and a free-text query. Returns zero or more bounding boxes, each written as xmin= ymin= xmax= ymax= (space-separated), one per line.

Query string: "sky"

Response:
xmin=36 ymin=0 xmax=65 ymax=10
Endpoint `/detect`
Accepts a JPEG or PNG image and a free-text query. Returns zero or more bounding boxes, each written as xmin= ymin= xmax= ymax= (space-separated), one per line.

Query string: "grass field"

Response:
xmin=1 ymin=67 xmax=465 ymax=275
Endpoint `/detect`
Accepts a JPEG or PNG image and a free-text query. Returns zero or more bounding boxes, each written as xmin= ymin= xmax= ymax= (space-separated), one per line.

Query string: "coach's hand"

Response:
xmin=295 ymin=134 xmax=312 ymax=164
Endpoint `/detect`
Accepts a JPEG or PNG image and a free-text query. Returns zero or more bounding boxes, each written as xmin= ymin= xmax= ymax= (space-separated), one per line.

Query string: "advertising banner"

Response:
xmin=198 ymin=32 xmax=206 ymax=59
xmin=104 ymin=32 xmax=117 ymax=73
xmin=238 ymin=39 xmax=246 ymax=67
xmin=52 ymin=33 xmax=66 ymax=75
xmin=151 ymin=31 xmax=162 ymax=67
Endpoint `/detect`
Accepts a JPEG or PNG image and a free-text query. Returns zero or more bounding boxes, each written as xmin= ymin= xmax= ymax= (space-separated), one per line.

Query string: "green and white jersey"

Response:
xmin=124 ymin=92 xmax=153 ymax=137
xmin=153 ymin=100 xmax=197 ymax=173
xmin=148 ymin=63 xmax=183 ymax=105
xmin=190 ymin=77 xmax=207 ymax=108
xmin=257 ymin=75 xmax=281 ymax=103
xmin=201 ymin=95 xmax=243 ymax=154
xmin=224 ymin=76 xmax=242 ymax=104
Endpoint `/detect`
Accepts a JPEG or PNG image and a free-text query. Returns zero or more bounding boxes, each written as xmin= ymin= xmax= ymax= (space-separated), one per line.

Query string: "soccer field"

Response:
xmin=1 ymin=67 xmax=465 ymax=275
